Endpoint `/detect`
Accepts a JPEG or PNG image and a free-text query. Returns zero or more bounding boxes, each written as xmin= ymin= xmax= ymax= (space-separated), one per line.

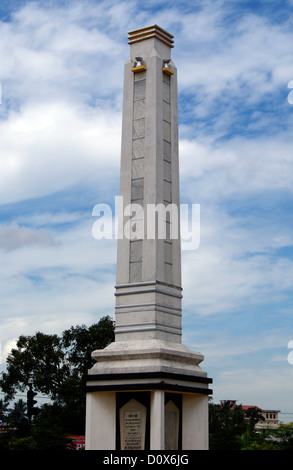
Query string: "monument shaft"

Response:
xmin=115 ymin=25 xmax=182 ymax=343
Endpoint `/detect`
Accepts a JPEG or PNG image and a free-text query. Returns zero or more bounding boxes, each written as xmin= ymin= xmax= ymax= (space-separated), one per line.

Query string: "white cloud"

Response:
xmin=0 ymin=100 xmax=121 ymax=204
xmin=180 ymin=135 xmax=293 ymax=200
xmin=212 ymin=366 xmax=293 ymax=415
xmin=175 ymin=4 xmax=293 ymax=102
xmin=0 ymin=2 xmax=128 ymax=206
xmin=0 ymin=217 xmax=117 ymax=348
xmin=0 ymin=1 xmax=128 ymax=100
xmin=0 ymin=221 xmax=57 ymax=251
xmin=180 ymin=196 xmax=293 ymax=316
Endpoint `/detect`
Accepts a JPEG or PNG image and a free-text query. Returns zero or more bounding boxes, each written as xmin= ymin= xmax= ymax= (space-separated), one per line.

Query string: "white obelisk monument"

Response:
xmin=85 ymin=25 xmax=212 ymax=450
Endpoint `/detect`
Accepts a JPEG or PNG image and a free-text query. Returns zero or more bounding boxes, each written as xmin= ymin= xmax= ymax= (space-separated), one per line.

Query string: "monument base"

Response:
xmin=85 ymin=340 xmax=212 ymax=450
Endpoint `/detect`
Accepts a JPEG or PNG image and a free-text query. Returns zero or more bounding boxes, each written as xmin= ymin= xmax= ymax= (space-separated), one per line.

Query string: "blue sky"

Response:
xmin=1 ymin=0 xmax=293 ymax=422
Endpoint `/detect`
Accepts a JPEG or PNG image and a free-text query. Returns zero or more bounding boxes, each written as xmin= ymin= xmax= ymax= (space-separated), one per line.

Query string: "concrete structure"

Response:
xmin=257 ymin=409 xmax=280 ymax=429
xmin=219 ymin=401 xmax=280 ymax=429
xmin=85 ymin=25 xmax=212 ymax=451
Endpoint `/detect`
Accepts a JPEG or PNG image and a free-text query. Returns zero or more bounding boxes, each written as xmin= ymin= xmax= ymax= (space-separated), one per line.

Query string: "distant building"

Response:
xmin=219 ymin=400 xmax=280 ymax=429
xmin=255 ymin=409 xmax=280 ymax=429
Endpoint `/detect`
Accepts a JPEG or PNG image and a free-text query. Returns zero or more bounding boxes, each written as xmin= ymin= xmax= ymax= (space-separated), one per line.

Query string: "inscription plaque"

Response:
xmin=120 ymin=398 xmax=147 ymax=450
xmin=165 ymin=400 xmax=179 ymax=450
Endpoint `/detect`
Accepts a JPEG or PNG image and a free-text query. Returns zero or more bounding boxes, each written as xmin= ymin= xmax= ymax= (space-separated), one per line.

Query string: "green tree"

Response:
xmin=209 ymin=401 xmax=293 ymax=450
xmin=243 ymin=406 xmax=265 ymax=431
xmin=8 ymin=435 xmax=38 ymax=450
xmin=272 ymin=422 xmax=293 ymax=450
xmin=0 ymin=332 xmax=68 ymax=402
xmin=239 ymin=429 xmax=281 ymax=450
xmin=7 ymin=399 xmax=27 ymax=424
xmin=62 ymin=316 xmax=115 ymax=386
xmin=0 ymin=316 xmax=114 ymax=436
xmin=209 ymin=401 xmax=257 ymax=450
xmin=7 ymin=399 xmax=28 ymax=436
xmin=31 ymin=403 xmax=75 ymax=450
xmin=0 ymin=398 xmax=10 ymax=423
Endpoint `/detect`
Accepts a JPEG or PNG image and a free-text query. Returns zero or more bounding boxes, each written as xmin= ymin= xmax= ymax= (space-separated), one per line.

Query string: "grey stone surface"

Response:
xmin=163 ymin=120 xmax=171 ymax=142
xmin=165 ymin=400 xmax=179 ymax=450
xmin=133 ymin=99 xmax=145 ymax=120
xmin=134 ymin=79 xmax=146 ymax=100
xmin=164 ymin=241 xmax=172 ymax=264
xmin=163 ymin=180 xmax=171 ymax=202
xmin=163 ymin=160 xmax=171 ymax=182
xmin=133 ymin=118 xmax=145 ymax=139
xmin=134 ymin=70 xmax=146 ymax=81
xmin=89 ymin=339 xmax=206 ymax=376
xmin=114 ymin=27 xmax=183 ymax=343
xmin=132 ymin=158 xmax=144 ymax=179
xmin=132 ymin=138 xmax=145 ymax=159
xmin=163 ymin=101 xmax=171 ymax=123
xmin=163 ymin=81 xmax=170 ymax=103
xmin=131 ymin=178 xmax=144 ymax=201
xmin=129 ymin=261 xmax=142 ymax=282
xmin=130 ymin=240 xmax=143 ymax=262
xmin=164 ymin=262 xmax=172 ymax=284
xmin=120 ymin=399 xmax=147 ymax=450
xmin=163 ymin=140 xmax=171 ymax=162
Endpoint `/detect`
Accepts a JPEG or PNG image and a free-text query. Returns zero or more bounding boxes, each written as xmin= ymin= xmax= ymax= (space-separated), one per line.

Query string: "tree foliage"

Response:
xmin=209 ymin=400 xmax=293 ymax=450
xmin=1 ymin=332 xmax=68 ymax=401
xmin=209 ymin=400 xmax=265 ymax=450
xmin=0 ymin=315 xmax=115 ymax=439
